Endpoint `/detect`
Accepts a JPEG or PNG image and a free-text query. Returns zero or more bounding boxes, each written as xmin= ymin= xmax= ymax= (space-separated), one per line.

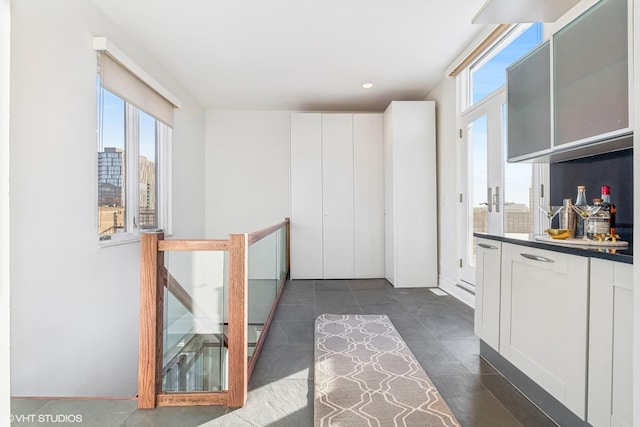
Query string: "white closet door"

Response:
xmin=290 ymin=113 xmax=323 ymax=279
xmin=322 ymin=114 xmax=355 ymax=279
xmin=394 ymin=102 xmax=436 ymax=286
xmin=384 ymin=101 xmax=437 ymax=287
xmin=353 ymin=114 xmax=384 ymax=278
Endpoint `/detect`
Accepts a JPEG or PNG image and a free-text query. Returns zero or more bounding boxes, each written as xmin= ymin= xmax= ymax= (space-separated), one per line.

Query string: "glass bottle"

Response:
xmin=600 ymin=185 xmax=616 ymax=236
xmin=574 ymin=185 xmax=588 ymax=237
xmin=588 ymin=198 xmax=608 ymax=239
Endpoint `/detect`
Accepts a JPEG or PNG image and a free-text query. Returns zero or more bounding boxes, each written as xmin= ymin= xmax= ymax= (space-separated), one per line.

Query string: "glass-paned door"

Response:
xmin=461 ymin=91 xmax=505 ymax=287
xmin=459 ymin=23 xmax=541 ymax=289
xmin=461 ymin=89 xmax=534 ymax=288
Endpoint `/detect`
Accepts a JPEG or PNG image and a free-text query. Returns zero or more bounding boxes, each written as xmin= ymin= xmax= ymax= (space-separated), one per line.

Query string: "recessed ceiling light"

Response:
xmin=362 ymin=82 xmax=374 ymax=89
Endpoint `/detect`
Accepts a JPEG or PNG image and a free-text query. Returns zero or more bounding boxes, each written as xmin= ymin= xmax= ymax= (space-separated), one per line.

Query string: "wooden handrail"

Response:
xmin=247 ymin=218 xmax=289 ymax=246
xmin=162 ymin=268 xmax=211 ymax=316
xmin=138 ymin=218 xmax=290 ymax=409
xmin=158 ymin=240 xmax=229 ymax=251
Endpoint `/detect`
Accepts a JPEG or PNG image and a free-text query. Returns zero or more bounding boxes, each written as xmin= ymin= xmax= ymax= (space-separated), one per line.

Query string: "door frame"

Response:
xmin=459 ymin=87 xmax=506 ymax=287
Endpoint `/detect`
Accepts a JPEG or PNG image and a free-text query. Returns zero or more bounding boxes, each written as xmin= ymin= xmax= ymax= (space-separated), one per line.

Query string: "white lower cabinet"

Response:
xmin=588 ymin=259 xmax=633 ymax=427
xmin=474 ymin=238 xmax=501 ymax=351
xmin=499 ymin=243 xmax=589 ymax=419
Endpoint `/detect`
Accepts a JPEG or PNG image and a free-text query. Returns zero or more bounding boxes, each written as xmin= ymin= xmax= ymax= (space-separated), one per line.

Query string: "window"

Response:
xmin=96 ymin=50 xmax=173 ymax=243
xmin=468 ymin=23 xmax=543 ymax=107
xmin=457 ymin=23 xmax=545 ymax=287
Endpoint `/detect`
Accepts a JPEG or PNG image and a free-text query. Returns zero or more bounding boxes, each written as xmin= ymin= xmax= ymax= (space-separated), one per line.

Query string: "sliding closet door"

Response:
xmin=290 ymin=113 xmax=323 ymax=279
xmin=322 ymin=114 xmax=355 ymax=279
xmin=353 ymin=114 xmax=384 ymax=278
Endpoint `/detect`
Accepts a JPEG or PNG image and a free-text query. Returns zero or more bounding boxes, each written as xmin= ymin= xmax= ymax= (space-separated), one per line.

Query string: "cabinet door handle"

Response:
xmin=520 ymin=253 xmax=555 ymax=263
xmin=478 ymin=243 xmax=498 ymax=249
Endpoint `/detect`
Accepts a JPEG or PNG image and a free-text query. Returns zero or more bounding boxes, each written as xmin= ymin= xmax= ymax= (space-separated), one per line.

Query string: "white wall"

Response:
xmin=205 ymin=111 xmax=291 ymax=238
xmin=426 ymin=79 xmax=458 ymax=286
xmin=426 ymin=78 xmax=473 ymax=305
xmin=1 ymin=0 xmax=10 ymax=418
xmin=10 ymin=0 xmax=205 ymax=397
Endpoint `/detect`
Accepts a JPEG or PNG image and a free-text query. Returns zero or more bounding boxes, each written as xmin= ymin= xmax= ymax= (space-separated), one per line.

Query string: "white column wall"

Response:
xmin=10 ymin=0 xmax=205 ymax=397
xmin=1 ymin=0 xmax=10 ymax=418
xmin=426 ymin=78 xmax=474 ymax=306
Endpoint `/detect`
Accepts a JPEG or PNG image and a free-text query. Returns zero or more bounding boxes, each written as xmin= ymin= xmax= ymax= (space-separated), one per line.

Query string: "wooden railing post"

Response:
xmin=228 ymin=233 xmax=248 ymax=408
xmin=138 ymin=231 xmax=165 ymax=409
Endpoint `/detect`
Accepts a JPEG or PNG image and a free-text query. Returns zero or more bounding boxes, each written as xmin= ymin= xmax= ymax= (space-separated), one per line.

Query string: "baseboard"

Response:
xmin=438 ymin=275 xmax=475 ymax=308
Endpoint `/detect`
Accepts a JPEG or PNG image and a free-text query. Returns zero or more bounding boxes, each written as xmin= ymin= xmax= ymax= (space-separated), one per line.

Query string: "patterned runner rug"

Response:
xmin=314 ymin=314 xmax=461 ymax=427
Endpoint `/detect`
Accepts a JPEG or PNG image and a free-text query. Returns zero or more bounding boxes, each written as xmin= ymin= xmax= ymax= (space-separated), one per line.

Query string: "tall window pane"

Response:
xmin=502 ymin=103 xmax=533 ymax=236
xmin=471 ymin=115 xmax=488 ymax=237
xmin=139 ymin=110 xmax=157 ymax=230
xmin=98 ymin=89 xmax=126 ymax=237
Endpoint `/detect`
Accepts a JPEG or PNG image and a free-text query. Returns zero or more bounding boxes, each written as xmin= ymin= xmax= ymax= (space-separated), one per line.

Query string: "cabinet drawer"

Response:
xmin=505 ymin=244 xmax=572 ymax=275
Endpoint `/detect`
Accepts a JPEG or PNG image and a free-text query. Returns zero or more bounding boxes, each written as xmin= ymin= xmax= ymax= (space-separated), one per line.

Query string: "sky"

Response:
xmin=100 ymin=88 xmax=156 ymax=161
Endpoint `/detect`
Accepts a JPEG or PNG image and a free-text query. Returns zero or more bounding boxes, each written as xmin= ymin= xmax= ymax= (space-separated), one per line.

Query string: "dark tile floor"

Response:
xmin=11 ymin=279 xmax=557 ymax=426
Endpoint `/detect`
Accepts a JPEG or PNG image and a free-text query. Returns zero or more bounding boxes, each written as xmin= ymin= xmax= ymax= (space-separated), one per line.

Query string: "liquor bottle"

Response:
xmin=574 ymin=185 xmax=588 ymax=238
xmin=588 ymin=198 xmax=608 ymax=239
xmin=600 ymin=185 xmax=616 ymax=236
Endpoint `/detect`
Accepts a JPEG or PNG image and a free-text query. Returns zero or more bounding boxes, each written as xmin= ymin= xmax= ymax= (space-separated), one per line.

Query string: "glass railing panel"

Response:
xmin=162 ymin=250 xmax=228 ymax=392
xmin=277 ymin=226 xmax=287 ymax=291
xmin=247 ymin=231 xmax=279 ymax=358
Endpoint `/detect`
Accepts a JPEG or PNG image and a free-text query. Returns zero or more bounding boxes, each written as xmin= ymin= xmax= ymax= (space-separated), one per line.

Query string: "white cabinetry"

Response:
xmin=553 ymin=0 xmax=630 ymax=148
xmin=290 ymin=113 xmax=384 ymax=279
xmin=321 ymin=114 xmax=355 ymax=279
xmin=588 ymin=259 xmax=633 ymax=427
xmin=506 ymin=0 xmax=632 ymax=162
xmin=290 ymin=113 xmax=323 ymax=279
xmin=500 ymin=243 xmax=589 ymax=419
xmin=383 ymin=101 xmax=437 ymax=287
xmin=353 ymin=115 xmax=385 ymax=278
xmin=474 ymin=239 xmax=501 ymax=350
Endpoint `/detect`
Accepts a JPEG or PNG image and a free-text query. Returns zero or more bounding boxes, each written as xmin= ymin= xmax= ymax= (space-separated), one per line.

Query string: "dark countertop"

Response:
xmin=474 ymin=233 xmax=633 ymax=264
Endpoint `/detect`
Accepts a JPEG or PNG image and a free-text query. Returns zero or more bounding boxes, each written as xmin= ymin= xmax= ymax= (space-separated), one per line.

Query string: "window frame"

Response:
xmin=456 ymin=22 xmax=550 ymax=284
xmin=94 ymin=43 xmax=176 ymax=246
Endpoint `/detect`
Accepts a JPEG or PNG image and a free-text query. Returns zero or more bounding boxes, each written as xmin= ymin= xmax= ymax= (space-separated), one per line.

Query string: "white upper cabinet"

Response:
xmin=507 ymin=41 xmax=551 ymax=160
xmin=553 ymin=0 xmax=631 ymax=148
xmin=506 ymin=0 xmax=632 ymax=162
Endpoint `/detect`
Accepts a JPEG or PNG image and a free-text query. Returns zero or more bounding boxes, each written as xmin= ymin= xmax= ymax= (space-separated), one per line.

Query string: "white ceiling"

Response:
xmin=473 ymin=0 xmax=581 ymax=24
xmin=93 ymin=0 xmax=488 ymax=111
